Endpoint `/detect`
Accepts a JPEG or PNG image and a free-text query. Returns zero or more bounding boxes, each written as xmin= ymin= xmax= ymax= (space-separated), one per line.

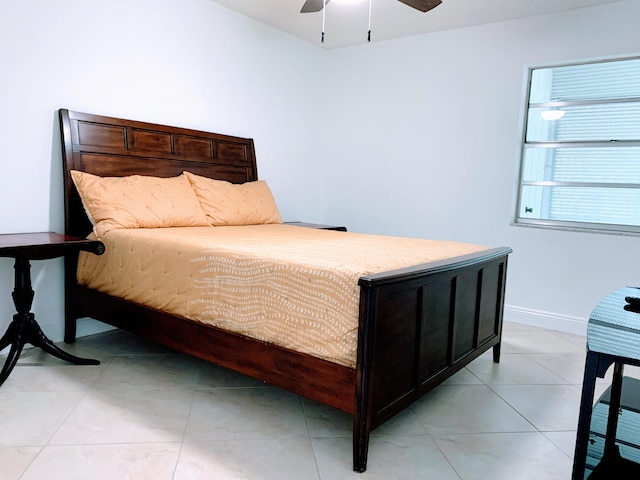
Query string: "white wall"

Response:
xmin=319 ymin=0 xmax=640 ymax=334
xmin=0 ymin=0 xmax=326 ymax=340
xmin=1 ymin=0 xmax=638 ymax=345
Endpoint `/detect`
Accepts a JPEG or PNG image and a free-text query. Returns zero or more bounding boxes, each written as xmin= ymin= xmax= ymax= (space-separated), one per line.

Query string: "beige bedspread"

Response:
xmin=77 ymin=224 xmax=488 ymax=367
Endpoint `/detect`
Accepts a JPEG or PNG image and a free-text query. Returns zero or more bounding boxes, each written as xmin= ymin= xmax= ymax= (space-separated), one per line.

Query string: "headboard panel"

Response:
xmin=59 ymin=109 xmax=258 ymax=237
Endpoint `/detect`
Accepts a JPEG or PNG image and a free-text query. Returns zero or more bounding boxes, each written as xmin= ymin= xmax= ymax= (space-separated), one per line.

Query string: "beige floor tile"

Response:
xmin=175 ymin=439 xmax=319 ymax=480
xmin=371 ymin=408 xmax=431 ymax=437
xmin=412 ymin=385 xmax=535 ymax=435
xmin=526 ymin=352 xmax=588 ymax=384
xmin=435 ymin=432 xmax=573 ymax=480
xmin=92 ymin=354 xmax=203 ymax=389
xmin=0 ymin=391 xmax=84 ymax=446
xmin=554 ymin=331 xmax=588 ymax=348
xmin=1 ymin=325 xmax=628 ymax=479
xmin=467 ymin=353 xmax=570 ymax=385
xmin=19 ymin=443 xmax=180 ymax=480
xmin=503 ymin=321 xmax=547 ymax=332
xmin=303 ymin=398 xmax=427 ymax=438
xmin=50 ymin=385 xmax=194 ymax=444
xmin=0 ymin=363 xmax=103 ymax=392
xmin=502 ymin=330 xmax=585 ymax=354
xmin=543 ymin=430 xmax=578 ymax=457
xmin=184 ymin=387 xmax=308 ymax=441
xmin=302 ymin=399 xmax=352 ymax=438
xmin=314 ymin=435 xmax=461 ymax=480
xmin=490 ymin=384 xmax=582 ymax=431
xmin=441 ymin=366 xmax=483 ymax=385
xmin=0 ymin=446 xmax=41 ymax=480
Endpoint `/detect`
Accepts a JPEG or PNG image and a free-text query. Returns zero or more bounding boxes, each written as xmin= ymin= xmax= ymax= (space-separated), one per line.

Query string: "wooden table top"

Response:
xmin=0 ymin=232 xmax=104 ymax=259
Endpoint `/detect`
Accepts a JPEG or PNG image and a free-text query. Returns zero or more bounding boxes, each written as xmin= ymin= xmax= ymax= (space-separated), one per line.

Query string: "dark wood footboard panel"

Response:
xmin=353 ymin=246 xmax=511 ymax=472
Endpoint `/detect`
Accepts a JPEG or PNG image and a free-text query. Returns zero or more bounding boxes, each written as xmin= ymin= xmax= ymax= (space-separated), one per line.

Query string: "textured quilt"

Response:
xmin=77 ymin=224 xmax=487 ymax=367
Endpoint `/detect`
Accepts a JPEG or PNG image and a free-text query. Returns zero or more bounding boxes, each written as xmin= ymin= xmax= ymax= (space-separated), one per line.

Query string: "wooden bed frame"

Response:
xmin=59 ymin=108 xmax=512 ymax=472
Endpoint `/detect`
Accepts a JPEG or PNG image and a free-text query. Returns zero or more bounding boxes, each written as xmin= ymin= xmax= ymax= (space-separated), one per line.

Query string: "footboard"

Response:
xmin=353 ymin=246 xmax=511 ymax=472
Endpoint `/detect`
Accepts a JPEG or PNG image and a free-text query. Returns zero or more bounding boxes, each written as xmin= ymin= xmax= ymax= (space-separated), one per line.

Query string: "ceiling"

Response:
xmin=209 ymin=0 xmax=624 ymax=49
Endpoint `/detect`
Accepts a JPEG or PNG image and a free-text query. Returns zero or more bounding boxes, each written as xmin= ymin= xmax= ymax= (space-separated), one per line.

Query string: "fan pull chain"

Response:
xmin=368 ymin=0 xmax=372 ymax=42
xmin=321 ymin=0 xmax=326 ymax=43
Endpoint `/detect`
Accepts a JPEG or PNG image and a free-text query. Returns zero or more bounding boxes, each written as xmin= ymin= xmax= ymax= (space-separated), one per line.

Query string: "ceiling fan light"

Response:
xmin=540 ymin=110 xmax=565 ymax=121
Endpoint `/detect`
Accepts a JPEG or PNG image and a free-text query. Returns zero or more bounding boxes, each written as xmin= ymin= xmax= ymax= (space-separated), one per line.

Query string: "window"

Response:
xmin=515 ymin=57 xmax=640 ymax=235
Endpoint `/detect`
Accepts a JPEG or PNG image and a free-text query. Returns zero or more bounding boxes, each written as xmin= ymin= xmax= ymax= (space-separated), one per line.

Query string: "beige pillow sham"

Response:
xmin=183 ymin=171 xmax=282 ymax=226
xmin=70 ymin=171 xmax=209 ymax=237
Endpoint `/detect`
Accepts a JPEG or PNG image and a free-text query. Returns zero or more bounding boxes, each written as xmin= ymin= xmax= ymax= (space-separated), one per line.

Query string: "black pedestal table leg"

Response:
xmin=0 ymin=256 xmax=100 ymax=389
xmin=26 ymin=315 xmax=99 ymax=365
xmin=0 ymin=319 xmax=27 ymax=387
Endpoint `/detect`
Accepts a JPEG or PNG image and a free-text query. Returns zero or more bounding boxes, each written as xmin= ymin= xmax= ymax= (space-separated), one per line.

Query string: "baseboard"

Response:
xmin=504 ymin=304 xmax=588 ymax=336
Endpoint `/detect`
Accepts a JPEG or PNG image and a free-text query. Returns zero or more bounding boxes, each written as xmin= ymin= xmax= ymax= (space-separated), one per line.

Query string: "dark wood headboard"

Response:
xmin=59 ymin=109 xmax=258 ymax=238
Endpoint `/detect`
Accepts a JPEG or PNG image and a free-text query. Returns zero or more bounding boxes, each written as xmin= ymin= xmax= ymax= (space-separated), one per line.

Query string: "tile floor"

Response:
xmin=0 ymin=321 xmax=637 ymax=479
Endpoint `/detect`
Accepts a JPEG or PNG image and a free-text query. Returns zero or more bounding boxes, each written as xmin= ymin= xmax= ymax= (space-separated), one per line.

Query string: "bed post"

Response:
xmin=353 ymin=284 xmax=376 ymax=472
xmin=492 ymin=256 xmax=509 ymax=364
xmin=493 ymin=341 xmax=502 ymax=362
xmin=59 ymin=109 xmax=79 ymax=344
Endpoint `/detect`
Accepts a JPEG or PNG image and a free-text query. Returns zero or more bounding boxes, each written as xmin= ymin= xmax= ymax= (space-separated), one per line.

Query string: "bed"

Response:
xmin=59 ymin=108 xmax=512 ymax=472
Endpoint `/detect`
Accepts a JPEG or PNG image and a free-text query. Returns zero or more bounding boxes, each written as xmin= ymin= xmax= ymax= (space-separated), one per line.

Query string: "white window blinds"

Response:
xmin=516 ymin=57 xmax=640 ymax=234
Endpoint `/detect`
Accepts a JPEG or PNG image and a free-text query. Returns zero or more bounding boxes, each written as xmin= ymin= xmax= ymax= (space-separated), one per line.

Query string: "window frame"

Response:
xmin=513 ymin=55 xmax=640 ymax=236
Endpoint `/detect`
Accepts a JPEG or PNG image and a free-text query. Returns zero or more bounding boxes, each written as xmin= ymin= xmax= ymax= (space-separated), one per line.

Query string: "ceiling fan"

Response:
xmin=300 ymin=0 xmax=442 ymax=14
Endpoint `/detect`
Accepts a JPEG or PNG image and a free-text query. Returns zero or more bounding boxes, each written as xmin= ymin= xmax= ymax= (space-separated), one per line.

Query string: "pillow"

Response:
xmin=183 ymin=171 xmax=282 ymax=226
xmin=70 ymin=171 xmax=210 ymax=237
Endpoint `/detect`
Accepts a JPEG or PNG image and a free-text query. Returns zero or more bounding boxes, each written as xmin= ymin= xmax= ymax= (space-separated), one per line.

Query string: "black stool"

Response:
xmin=572 ymin=287 xmax=640 ymax=479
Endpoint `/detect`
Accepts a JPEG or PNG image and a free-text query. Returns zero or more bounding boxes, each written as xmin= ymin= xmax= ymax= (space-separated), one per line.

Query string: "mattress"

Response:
xmin=76 ymin=224 xmax=488 ymax=367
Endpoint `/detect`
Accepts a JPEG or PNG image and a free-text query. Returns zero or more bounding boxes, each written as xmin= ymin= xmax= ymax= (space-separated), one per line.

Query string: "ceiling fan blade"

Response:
xmin=300 ymin=0 xmax=331 ymax=13
xmin=396 ymin=0 xmax=442 ymax=13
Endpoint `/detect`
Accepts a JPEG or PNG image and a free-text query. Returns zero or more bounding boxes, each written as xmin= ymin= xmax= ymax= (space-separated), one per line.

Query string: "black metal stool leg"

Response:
xmin=603 ymin=363 xmax=625 ymax=457
xmin=572 ymin=351 xmax=599 ymax=480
